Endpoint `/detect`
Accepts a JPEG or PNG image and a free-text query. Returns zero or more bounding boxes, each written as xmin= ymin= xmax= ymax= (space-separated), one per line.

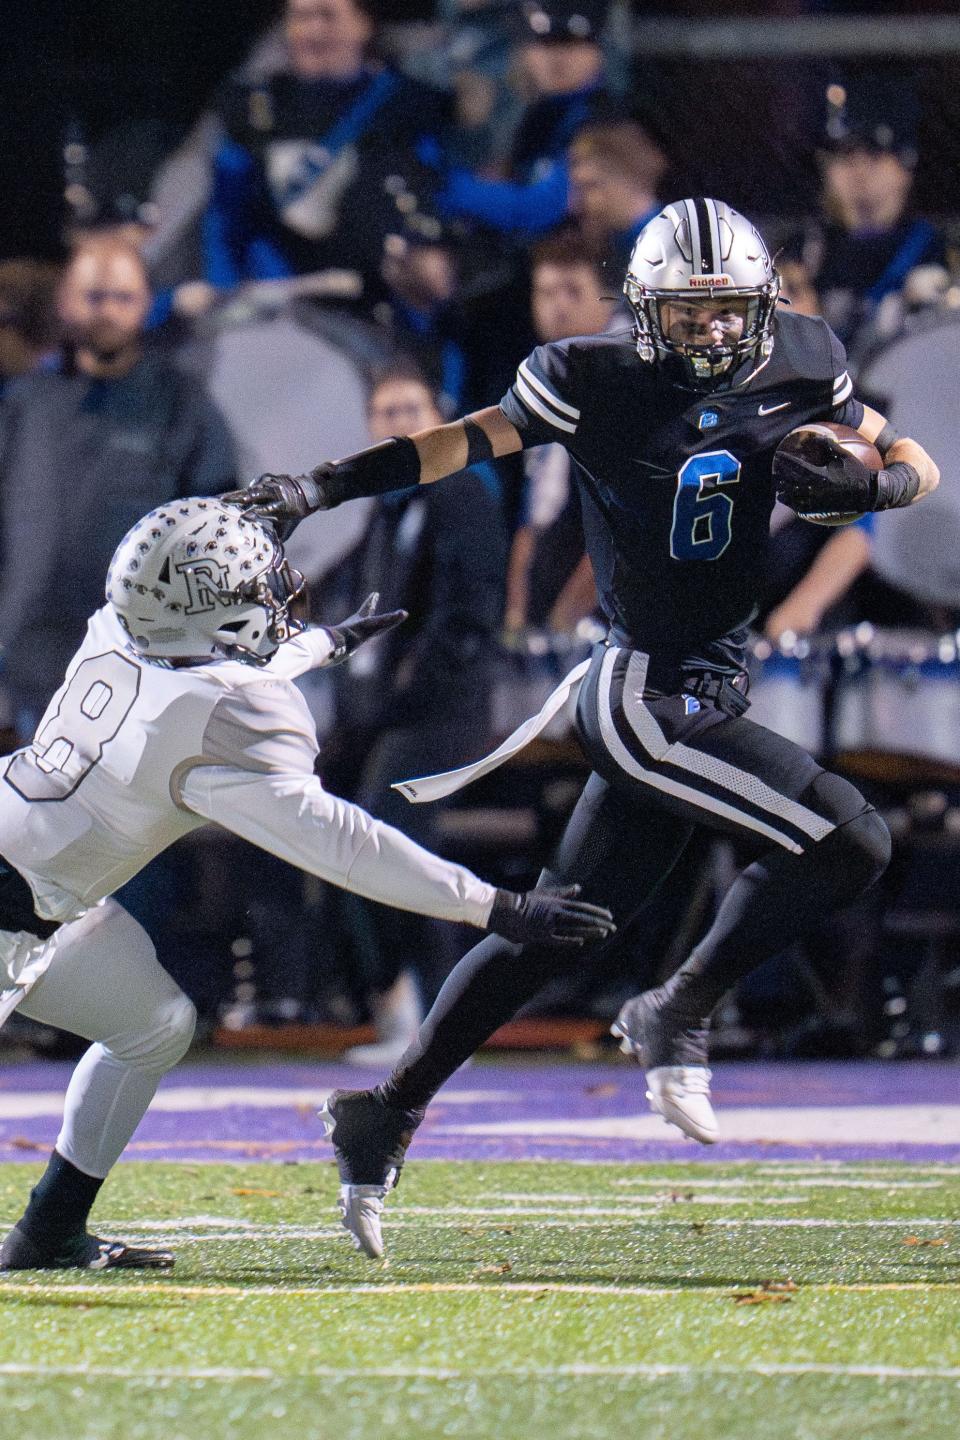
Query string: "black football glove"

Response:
xmin=222 ymin=466 xmax=336 ymax=526
xmin=324 ymin=592 xmax=407 ymax=665
xmin=772 ymin=432 xmax=876 ymax=517
xmin=487 ymin=884 xmax=616 ymax=949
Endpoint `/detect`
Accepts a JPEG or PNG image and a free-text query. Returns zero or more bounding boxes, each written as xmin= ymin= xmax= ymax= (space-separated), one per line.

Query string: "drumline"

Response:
xmin=749 ymin=626 xmax=960 ymax=787
xmin=491 ymin=624 xmax=960 ymax=789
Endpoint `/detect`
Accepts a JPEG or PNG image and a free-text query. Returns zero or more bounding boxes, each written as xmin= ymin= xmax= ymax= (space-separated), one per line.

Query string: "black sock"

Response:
xmin=17 ymin=1151 xmax=104 ymax=1251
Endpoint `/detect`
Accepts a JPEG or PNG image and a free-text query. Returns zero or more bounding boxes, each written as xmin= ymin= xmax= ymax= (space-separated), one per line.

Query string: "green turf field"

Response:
xmin=1 ymin=1160 xmax=959 ymax=1439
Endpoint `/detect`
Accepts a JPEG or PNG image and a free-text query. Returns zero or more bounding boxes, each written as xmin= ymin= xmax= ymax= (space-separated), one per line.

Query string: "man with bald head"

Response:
xmin=0 ymin=239 xmax=234 ymax=735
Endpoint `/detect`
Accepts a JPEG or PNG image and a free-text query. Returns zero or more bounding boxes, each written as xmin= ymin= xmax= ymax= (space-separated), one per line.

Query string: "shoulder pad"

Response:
xmin=770 ymin=310 xmax=839 ymax=383
xmin=564 ymin=329 xmax=639 ymax=372
xmin=201 ymin=677 xmax=318 ymax=776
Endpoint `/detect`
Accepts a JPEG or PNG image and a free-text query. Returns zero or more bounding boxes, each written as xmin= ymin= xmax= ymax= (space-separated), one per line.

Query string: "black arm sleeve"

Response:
xmin=314 ymin=436 xmax=422 ymax=506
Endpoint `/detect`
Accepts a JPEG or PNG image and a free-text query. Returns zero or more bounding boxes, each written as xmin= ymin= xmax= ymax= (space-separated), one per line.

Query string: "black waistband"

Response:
xmin=0 ymin=857 xmax=59 ymax=940
xmin=607 ymin=626 xmax=748 ymax=688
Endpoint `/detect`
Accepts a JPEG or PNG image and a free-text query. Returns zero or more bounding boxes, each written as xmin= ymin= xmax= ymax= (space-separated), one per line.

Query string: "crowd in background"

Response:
xmin=2 ymin=0 xmax=960 ymax=1063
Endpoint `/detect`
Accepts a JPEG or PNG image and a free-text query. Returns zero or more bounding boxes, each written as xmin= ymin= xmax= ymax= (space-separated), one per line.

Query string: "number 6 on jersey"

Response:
xmin=669 ymin=450 xmax=742 ymax=562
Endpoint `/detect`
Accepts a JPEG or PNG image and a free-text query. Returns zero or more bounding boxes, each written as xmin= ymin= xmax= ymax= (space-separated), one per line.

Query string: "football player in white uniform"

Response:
xmin=0 ymin=498 xmax=614 ymax=1271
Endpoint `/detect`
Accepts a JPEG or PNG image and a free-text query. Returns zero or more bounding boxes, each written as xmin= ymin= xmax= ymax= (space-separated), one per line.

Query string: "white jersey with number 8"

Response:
xmin=0 ymin=605 xmax=495 ymax=931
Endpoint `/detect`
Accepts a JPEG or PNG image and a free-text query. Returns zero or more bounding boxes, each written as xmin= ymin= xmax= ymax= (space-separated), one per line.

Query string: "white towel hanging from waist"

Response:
xmin=392 ymin=657 xmax=590 ymax=804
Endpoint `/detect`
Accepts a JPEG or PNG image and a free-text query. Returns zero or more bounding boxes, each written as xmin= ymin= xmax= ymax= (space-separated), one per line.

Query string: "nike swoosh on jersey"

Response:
xmin=757 ymin=401 xmax=791 ymax=415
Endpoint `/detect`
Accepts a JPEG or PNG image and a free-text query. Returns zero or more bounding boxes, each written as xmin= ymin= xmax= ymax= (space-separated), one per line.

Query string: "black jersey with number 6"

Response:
xmin=500 ymin=309 xmax=863 ymax=676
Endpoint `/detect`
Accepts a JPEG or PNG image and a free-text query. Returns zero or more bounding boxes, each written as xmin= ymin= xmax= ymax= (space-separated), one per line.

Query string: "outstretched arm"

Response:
xmin=178 ymin=767 xmax=613 ymax=948
xmin=172 ymin=669 xmax=612 ymax=949
xmin=224 ymin=407 xmax=523 ymax=527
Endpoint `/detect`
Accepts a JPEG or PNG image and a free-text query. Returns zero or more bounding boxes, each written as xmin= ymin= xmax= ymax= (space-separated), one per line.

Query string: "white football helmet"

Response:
xmin=624 ymin=198 xmax=780 ymax=388
xmin=106 ymin=498 xmax=306 ymax=664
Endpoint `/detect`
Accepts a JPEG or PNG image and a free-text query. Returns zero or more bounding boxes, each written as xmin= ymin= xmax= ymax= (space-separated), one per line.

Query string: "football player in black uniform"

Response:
xmin=232 ymin=198 xmax=939 ymax=1257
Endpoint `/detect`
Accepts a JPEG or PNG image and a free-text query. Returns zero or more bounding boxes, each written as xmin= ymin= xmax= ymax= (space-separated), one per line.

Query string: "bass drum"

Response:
xmin=831 ymin=627 xmax=960 ymax=787
xmin=177 ymin=298 xmax=388 ymax=582
xmin=746 ymin=635 xmax=830 ymax=757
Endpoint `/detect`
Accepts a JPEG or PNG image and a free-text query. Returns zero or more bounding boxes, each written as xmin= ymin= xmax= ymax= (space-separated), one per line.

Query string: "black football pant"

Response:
xmin=383 ymin=644 xmax=891 ymax=1110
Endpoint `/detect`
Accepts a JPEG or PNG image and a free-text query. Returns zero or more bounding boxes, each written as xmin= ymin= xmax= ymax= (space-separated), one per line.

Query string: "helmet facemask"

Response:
xmin=625 ymin=280 xmax=780 ymax=389
xmin=217 ymin=548 xmax=309 ymax=664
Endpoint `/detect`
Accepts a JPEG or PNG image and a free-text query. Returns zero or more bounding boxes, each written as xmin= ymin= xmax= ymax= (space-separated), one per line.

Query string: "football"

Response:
xmin=774 ymin=421 xmax=883 ymax=527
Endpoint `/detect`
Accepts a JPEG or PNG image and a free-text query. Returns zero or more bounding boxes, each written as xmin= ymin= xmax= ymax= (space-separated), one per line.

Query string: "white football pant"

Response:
xmin=16 ymin=900 xmax=196 ymax=1178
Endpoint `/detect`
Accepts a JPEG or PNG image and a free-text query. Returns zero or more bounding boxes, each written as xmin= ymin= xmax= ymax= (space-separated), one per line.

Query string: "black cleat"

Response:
xmin=0 ymin=1224 xmax=175 ymax=1271
xmin=612 ymin=988 xmax=718 ymax=1144
xmin=319 ymin=1088 xmax=424 ymax=1258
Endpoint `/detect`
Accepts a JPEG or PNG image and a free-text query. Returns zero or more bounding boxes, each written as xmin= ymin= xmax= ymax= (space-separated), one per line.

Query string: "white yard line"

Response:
xmin=611 ymin=1177 xmax=945 ymax=1191
xmin=437 ymin=1103 xmax=960 ymax=1144
xmin=1 ymin=1361 xmax=960 ymax=1382
xmin=0 ymin=1087 xmax=518 ymax=1121
xmin=1 ymin=1280 xmax=959 ymax=1300
xmin=490 ymin=1192 xmax=806 ymax=1206
xmin=340 ymin=1206 xmax=958 ymax=1224
xmin=41 ymin=1214 xmax=960 ymax=1234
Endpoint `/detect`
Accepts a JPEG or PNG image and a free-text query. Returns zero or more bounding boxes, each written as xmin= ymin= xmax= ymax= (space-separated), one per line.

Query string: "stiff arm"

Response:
xmin=222 ymin=408 xmax=525 ymax=523
xmin=412 ymin=407 xmax=523 ymax=484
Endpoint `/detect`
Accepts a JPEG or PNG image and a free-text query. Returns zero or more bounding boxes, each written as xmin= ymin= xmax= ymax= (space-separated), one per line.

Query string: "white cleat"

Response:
xmin=645 ymin=1065 xmax=718 ymax=1144
xmin=337 ymin=1177 xmax=396 ymax=1259
xmin=319 ymin=1090 xmax=422 ymax=1260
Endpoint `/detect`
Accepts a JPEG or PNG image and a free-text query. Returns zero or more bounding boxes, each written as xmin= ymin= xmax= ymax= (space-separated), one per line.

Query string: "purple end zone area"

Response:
xmin=1 ymin=1058 xmax=959 ymax=1163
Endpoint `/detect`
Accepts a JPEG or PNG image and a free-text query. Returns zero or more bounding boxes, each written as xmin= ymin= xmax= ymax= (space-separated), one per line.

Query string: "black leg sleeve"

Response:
xmin=380 ymin=773 xmax=694 ymax=1111
xmin=663 ymin=771 xmax=892 ymax=1019
xmin=18 ymin=1150 xmax=104 ymax=1249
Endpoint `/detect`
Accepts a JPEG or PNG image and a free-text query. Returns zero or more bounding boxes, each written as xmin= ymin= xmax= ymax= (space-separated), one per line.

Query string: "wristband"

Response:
xmin=873 ymin=461 xmax=920 ymax=511
xmin=873 ymin=421 xmax=901 ymax=456
xmin=310 ymin=436 xmax=421 ymax=506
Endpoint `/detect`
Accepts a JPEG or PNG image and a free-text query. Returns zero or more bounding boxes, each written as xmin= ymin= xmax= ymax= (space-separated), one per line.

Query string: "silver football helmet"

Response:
xmin=106 ymin=498 xmax=306 ymax=664
xmin=624 ymin=198 xmax=780 ymax=388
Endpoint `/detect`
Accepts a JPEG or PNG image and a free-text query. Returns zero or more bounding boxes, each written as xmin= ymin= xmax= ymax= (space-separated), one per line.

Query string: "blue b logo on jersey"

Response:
xmin=698 ymin=411 xmax=719 ymax=430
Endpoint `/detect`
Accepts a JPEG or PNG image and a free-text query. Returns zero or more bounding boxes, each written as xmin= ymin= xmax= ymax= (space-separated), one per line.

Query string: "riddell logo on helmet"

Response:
xmin=689 ymin=275 xmax=731 ymax=287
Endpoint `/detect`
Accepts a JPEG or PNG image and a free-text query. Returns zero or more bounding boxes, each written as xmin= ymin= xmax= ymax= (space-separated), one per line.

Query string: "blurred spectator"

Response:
xmin=0 ymin=238 xmax=233 ymax=735
xmin=379 ymin=212 xmax=467 ymax=413
xmin=320 ymin=363 xmax=507 ymax=1063
xmin=510 ymin=2 xmax=617 ymax=180
xmin=760 ymin=512 xmax=874 ymax=644
xmin=378 ymin=208 xmax=534 ymax=414
xmin=0 ymin=260 xmax=60 ymax=398
xmin=203 ymin=0 xmax=451 ymax=309
xmin=504 ymin=228 xmax=610 ymax=636
xmin=441 ymin=1 xmax=627 ymax=236
xmin=788 ymin=79 xmax=946 ymax=358
xmin=568 ymin=120 xmax=666 ymax=279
